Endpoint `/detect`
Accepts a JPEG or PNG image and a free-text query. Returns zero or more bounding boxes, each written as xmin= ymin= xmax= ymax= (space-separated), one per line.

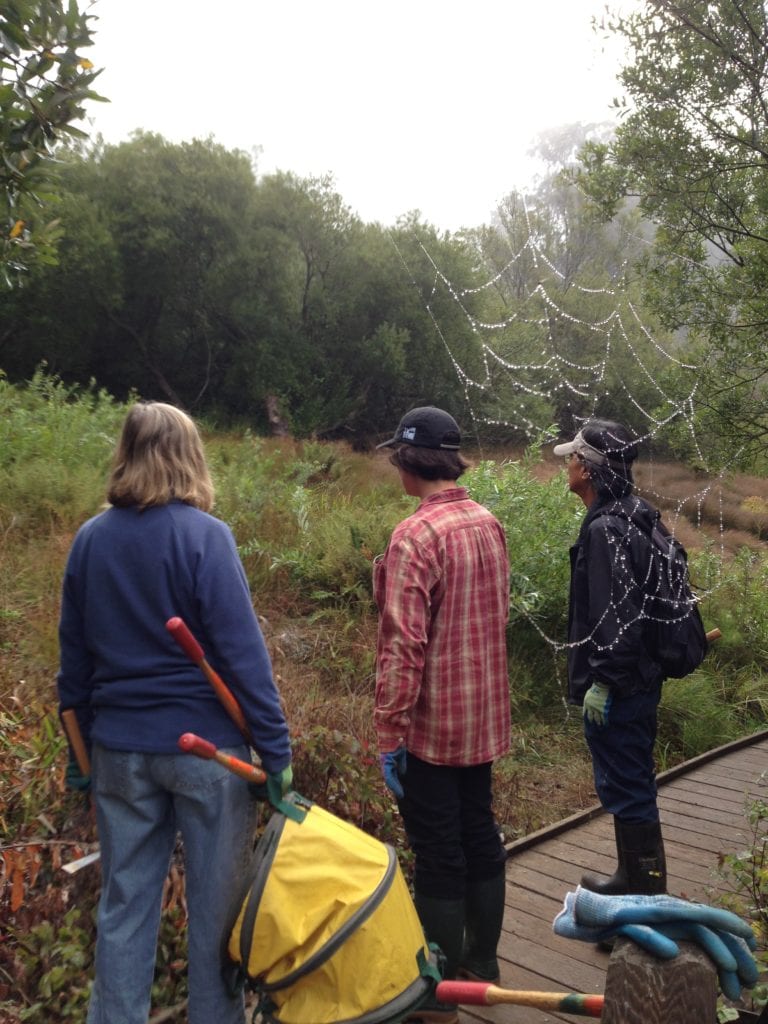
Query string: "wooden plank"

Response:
xmin=659 ymin=783 xmax=758 ymax=815
xmin=670 ymin=769 xmax=767 ymax=797
xmin=659 ymin=793 xmax=754 ymax=827
xmin=462 ymin=733 xmax=768 ymax=1024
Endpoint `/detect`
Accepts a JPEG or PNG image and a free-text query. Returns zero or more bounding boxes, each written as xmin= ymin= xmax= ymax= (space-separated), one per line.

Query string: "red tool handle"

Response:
xmin=166 ymin=616 xmax=251 ymax=742
xmin=178 ymin=732 xmax=267 ymax=784
xmin=436 ymin=981 xmax=603 ymax=1016
xmin=167 ymin=615 xmax=206 ymax=662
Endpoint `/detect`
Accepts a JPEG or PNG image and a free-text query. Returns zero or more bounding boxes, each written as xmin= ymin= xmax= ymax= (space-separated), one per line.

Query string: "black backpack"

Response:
xmin=641 ymin=520 xmax=709 ymax=679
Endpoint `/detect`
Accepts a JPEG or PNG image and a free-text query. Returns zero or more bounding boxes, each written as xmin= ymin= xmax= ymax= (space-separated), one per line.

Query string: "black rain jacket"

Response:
xmin=566 ymin=493 xmax=665 ymax=704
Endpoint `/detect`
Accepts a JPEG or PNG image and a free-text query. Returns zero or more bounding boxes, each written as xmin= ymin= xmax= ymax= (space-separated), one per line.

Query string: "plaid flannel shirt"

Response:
xmin=373 ymin=487 xmax=510 ymax=765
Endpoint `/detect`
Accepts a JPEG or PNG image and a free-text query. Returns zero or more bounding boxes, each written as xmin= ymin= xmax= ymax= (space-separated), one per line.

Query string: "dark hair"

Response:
xmin=389 ymin=444 xmax=470 ymax=481
xmin=580 ymin=419 xmax=637 ymax=500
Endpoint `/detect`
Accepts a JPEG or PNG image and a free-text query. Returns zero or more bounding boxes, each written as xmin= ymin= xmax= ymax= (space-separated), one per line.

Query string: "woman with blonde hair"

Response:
xmin=57 ymin=401 xmax=292 ymax=1024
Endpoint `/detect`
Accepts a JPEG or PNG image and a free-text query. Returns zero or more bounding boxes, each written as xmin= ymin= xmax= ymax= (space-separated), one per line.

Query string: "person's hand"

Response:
xmin=380 ymin=746 xmax=407 ymax=799
xmin=65 ymin=754 xmax=91 ymax=793
xmin=554 ymin=887 xmax=758 ymax=1000
xmin=270 ymin=764 xmax=293 ymax=796
xmin=583 ymin=682 xmax=612 ymax=726
xmin=250 ymin=764 xmax=293 ymax=802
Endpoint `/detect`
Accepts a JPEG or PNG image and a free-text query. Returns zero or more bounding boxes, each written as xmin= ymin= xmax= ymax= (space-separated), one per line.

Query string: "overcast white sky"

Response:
xmin=82 ymin=0 xmax=637 ymax=231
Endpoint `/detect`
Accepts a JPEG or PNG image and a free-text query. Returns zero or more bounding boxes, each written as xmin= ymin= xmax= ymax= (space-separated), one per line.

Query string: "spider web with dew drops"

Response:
xmin=386 ymin=200 xmax=756 ymax=696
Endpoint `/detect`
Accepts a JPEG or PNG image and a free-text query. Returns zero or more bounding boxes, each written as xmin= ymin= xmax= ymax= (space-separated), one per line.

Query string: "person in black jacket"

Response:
xmin=554 ymin=419 xmax=667 ymax=895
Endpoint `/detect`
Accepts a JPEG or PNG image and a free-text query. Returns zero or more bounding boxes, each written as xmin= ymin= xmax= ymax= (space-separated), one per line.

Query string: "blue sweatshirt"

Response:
xmin=57 ymin=501 xmax=291 ymax=773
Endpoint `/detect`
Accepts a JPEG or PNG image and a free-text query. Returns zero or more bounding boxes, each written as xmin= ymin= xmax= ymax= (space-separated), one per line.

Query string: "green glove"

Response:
xmin=271 ymin=764 xmax=293 ymax=796
xmin=65 ymin=755 xmax=91 ymax=793
xmin=249 ymin=764 xmax=293 ymax=803
xmin=583 ymin=682 xmax=612 ymax=726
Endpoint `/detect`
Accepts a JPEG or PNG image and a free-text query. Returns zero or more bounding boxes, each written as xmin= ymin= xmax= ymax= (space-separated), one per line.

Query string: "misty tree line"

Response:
xmin=4 ymin=0 xmax=768 ymax=461
xmin=0 ymin=127 xmax=678 ymax=446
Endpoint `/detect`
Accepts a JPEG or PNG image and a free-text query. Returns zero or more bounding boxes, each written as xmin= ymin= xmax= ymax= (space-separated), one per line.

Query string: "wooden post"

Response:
xmin=601 ymin=937 xmax=718 ymax=1024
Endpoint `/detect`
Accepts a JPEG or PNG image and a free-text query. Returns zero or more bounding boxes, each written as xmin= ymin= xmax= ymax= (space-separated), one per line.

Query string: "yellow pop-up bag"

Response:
xmin=228 ymin=796 xmax=438 ymax=1023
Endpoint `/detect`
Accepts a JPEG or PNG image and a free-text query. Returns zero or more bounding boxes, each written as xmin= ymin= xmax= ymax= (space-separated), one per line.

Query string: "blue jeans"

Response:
xmin=87 ymin=744 xmax=257 ymax=1024
xmin=584 ymin=685 xmax=661 ymax=823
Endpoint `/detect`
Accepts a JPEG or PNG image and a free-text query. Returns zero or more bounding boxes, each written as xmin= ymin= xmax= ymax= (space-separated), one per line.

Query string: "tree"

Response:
xmin=0 ymin=0 xmax=102 ymax=284
xmin=459 ymin=125 xmax=675 ymax=440
xmin=573 ymin=0 xmax=768 ymax=466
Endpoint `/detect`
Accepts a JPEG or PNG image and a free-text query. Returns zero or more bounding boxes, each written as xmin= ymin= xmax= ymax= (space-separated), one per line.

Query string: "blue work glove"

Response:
xmin=553 ymin=887 xmax=758 ymax=999
xmin=583 ymin=682 xmax=612 ymax=726
xmin=65 ymin=754 xmax=91 ymax=793
xmin=380 ymin=747 xmax=407 ymax=799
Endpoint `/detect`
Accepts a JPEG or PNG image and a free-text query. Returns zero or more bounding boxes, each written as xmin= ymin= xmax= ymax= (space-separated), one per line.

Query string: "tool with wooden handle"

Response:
xmin=166 ymin=616 xmax=251 ymax=742
xmin=178 ymin=732 xmax=266 ymax=784
xmin=61 ymin=708 xmax=91 ymax=777
xmin=436 ymin=980 xmax=604 ymax=1017
xmin=60 ymin=708 xmax=101 ymax=872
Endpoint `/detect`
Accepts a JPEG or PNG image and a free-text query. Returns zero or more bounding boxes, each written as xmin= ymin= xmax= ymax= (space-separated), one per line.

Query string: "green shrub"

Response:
xmin=715 ymin=794 xmax=768 ymax=1013
xmin=464 ymin=452 xmax=580 ymax=710
xmin=0 ymin=369 xmax=127 ymax=533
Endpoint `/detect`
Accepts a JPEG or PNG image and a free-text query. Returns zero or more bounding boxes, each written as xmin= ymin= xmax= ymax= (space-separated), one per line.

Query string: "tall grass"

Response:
xmin=2 ymin=370 xmax=767 ymax=750
xmin=3 ymin=374 xmax=768 ymax=1021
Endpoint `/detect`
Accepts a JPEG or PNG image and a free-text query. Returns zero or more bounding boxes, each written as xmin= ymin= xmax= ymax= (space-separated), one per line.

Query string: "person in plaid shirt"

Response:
xmin=374 ymin=407 xmax=510 ymax=1020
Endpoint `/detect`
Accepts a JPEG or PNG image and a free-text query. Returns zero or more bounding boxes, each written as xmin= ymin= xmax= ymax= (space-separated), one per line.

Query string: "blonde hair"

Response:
xmin=107 ymin=402 xmax=214 ymax=512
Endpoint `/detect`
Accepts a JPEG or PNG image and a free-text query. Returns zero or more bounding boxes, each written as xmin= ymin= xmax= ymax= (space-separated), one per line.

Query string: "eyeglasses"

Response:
xmin=564 ymin=452 xmax=585 ymax=465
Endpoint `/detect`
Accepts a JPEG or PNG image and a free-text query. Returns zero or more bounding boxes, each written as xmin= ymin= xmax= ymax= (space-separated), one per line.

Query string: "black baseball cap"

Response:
xmin=376 ymin=406 xmax=461 ymax=450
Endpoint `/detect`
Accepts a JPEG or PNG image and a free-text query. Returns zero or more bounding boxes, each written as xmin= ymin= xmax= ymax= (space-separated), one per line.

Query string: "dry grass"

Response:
xmin=524 ymin=451 xmax=768 ymax=556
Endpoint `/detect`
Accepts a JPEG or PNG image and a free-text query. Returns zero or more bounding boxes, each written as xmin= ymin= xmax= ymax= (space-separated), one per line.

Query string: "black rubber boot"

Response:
xmin=406 ymin=894 xmax=464 ymax=1024
xmin=624 ymin=819 xmax=667 ymax=894
xmin=458 ymin=872 xmax=505 ymax=984
xmin=412 ymin=893 xmax=465 ymax=978
xmin=581 ymin=817 xmax=628 ymax=894
xmin=581 ymin=818 xmax=667 ymax=895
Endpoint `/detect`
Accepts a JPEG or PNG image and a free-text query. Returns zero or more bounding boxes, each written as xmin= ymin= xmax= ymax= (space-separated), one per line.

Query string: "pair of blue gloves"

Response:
xmin=380 ymin=746 xmax=407 ymax=799
xmin=554 ymin=886 xmax=758 ymax=1001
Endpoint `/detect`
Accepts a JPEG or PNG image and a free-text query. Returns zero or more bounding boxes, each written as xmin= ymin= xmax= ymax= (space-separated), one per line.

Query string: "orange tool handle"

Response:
xmin=166 ymin=616 xmax=251 ymax=742
xmin=706 ymin=627 xmax=721 ymax=642
xmin=61 ymin=708 xmax=91 ymax=776
xmin=178 ymin=732 xmax=266 ymax=784
xmin=436 ymin=981 xmax=603 ymax=1017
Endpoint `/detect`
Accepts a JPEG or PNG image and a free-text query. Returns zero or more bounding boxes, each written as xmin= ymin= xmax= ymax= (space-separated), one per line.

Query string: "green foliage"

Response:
xmin=464 ymin=448 xmax=580 ymax=709
xmin=1 ymin=708 xmax=68 ymax=838
xmin=0 ymin=0 xmax=104 ymax=284
xmin=657 ymin=673 xmax=749 ymax=768
xmin=0 ymin=367 xmax=127 ymax=531
xmin=716 ymin=794 xmax=768 ymax=1010
xmin=2 ymin=376 xmax=768 ymax=1019
xmin=9 ymin=908 xmax=93 ymax=1021
xmin=289 ymin=724 xmax=405 ymax=848
xmin=465 ymin=450 xmax=578 ymax=629
xmin=574 ymin=0 xmax=768 ymax=465
xmin=459 ymin=143 xmax=677 ymax=439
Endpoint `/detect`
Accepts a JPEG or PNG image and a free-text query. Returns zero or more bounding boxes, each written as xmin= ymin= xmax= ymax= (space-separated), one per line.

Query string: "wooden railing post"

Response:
xmin=601 ymin=937 xmax=718 ymax=1024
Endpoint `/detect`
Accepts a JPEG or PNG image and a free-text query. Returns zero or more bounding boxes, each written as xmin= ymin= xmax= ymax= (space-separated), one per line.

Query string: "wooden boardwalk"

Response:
xmin=458 ymin=730 xmax=768 ymax=1023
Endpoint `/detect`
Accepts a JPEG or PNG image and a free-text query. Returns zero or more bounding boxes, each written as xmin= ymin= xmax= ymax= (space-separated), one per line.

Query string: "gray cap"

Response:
xmin=553 ymin=429 xmax=635 ymax=468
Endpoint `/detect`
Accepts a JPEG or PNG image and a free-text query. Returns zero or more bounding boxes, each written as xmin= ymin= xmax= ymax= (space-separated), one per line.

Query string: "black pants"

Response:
xmin=398 ymin=753 xmax=507 ymax=899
